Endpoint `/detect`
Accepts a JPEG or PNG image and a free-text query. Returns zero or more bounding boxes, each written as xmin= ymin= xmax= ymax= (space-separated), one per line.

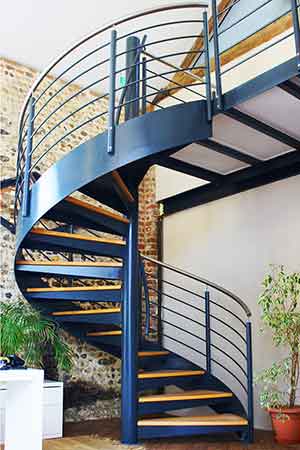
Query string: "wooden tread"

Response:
xmin=87 ymin=330 xmax=122 ymax=337
xmin=30 ymin=228 xmax=125 ymax=246
xmin=138 ymin=414 xmax=248 ymax=427
xmin=52 ymin=307 xmax=121 ymax=317
xmin=26 ymin=285 xmax=122 ymax=293
xmin=138 ymin=369 xmax=204 ymax=380
xmin=139 ymin=390 xmax=233 ymax=403
xmin=65 ymin=196 xmax=129 ymax=224
xmin=138 ymin=351 xmax=169 ymax=358
xmin=111 ymin=171 xmax=135 ymax=203
xmin=16 ymin=260 xmax=122 ymax=267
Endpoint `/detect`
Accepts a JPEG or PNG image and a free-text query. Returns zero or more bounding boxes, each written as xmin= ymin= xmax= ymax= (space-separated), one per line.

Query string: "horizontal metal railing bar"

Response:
xmin=145 ymin=272 xmax=206 ymax=299
xmin=146 ymin=83 xmax=186 ymax=104
xmin=149 ymin=300 xmax=206 ymax=329
xmin=117 ymin=19 xmax=204 ymax=44
xmin=218 ymin=0 xmax=274 ymax=37
xmin=210 ymin=327 xmax=247 ymax=359
xmin=210 ymin=313 xmax=247 ymax=343
xmin=142 ymin=255 xmax=251 ymax=317
xmin=148 ymin=286 xmax=205 ymax=314
xmin=146 ymin=68 xmax=206 ymax=98
xmin=209 ymin=300 xmax=246 ymax=327
xmin=217 ymin=0 xmax=242 ymax=17
xmin=33 ymin=41 xmax=111 ymax=106
xmin=210 ymin=357 xmax=248 ymax=393
xmin=31 ymin=94 xmax=109 ymax=155
xmin=218 ymin=8 xmax=292 ymax=63
xmin=221 ymin=31 xmax=294 ymax=76
xmin=32 ymin=59 xmax=110 ymax=123
xmin=32 ymin=75 xmax=110 ymax=139
xmin=115 ymin=35 xmax=202 ymax=60
xmin=113 ymin=89 xmax=186 ymax=112
xmin=29 ymin=110 xmax=108 ymax=173
xmin=163 ymin=333 xmax=207 ymax=359
xmin=150 ymin=313 xmax=206 ymax=343
xmin=143 ymin=50 xmax=207 ymax=85
xmin=211 ymin=343 xmax=247 ymax=377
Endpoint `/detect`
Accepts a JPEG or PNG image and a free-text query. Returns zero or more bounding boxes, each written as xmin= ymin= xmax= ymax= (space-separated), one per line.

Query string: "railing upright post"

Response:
xmin=205 ymin=289 xmax=211 ymax=374
xmin=22 ymin=95 xmax=35 ymax=217
xmin=291 ymin=0 xmax=300 ymax=69
xmin=121 ymin=204 xmax=139 ymax=444
xmin=212 ymin=0 xmax=223 ymax=110
xmin=246 ymin=321 xmax=254 ymax=443
xmin=203 ymin=11 xmax=212 ymax=121
xmin=141 ymin=57 xmax=147 ymax=115
xmin=107 ymin=29 xmax=117 ymax=154
xmin=125 ymin=36 xmax=141 ymax=120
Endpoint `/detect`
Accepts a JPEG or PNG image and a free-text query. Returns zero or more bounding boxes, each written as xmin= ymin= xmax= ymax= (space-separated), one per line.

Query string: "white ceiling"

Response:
xmin=1 ymin=0 xmax=171 ymax=72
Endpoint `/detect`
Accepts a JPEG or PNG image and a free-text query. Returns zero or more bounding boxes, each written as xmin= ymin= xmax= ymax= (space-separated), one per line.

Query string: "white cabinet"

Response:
xmin=0 ymin=379 xmax=63 ymax=442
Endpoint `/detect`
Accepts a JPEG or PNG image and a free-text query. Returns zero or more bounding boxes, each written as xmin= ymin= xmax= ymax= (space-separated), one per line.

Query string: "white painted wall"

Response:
xmin=161 ymin=174 xmax=300 ymax=429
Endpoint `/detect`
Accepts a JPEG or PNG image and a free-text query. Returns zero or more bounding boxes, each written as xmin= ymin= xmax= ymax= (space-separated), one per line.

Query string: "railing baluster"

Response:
xmin=291 ymin=0 xmax=300 ymax=69
xmin=107 ymin=29 xmax=117 ymax=155
xmin=205 ymin=289 xmax=211 ymax=373
xmin=203 ymin=11 xmax=212 ymax=121
xmin=246 ymin=321 xmax=254 ymax=443
xmin=22 ymin=95 xmax=35 ymax=217
xmin=212 ymin=0 xmax=223 ymax=110
xmin=141 ymin=57 xmax=147 ymax=115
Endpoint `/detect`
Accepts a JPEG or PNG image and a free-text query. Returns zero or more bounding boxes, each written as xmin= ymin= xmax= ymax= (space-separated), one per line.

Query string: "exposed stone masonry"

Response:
xmin=0 ymin=57 xmax=159 ymax=421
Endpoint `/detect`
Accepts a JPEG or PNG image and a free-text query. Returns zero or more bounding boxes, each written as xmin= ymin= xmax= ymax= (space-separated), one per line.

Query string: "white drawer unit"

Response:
xmin=0 ymin=379 xmax=63 ymax=442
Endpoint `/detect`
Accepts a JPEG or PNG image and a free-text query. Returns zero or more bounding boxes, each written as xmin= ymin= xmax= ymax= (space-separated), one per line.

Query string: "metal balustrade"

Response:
xmin=141 ymin=254 xmax=253 ymax=433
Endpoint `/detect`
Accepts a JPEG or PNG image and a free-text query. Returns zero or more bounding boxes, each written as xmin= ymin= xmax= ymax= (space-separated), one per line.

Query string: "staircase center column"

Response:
xmin=121 ymin=34 xmax=141 ymax=444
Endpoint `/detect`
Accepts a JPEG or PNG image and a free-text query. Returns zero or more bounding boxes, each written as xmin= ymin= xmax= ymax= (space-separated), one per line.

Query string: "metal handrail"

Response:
xmin=142 ymin=254 xmax=251 ymax=317
xmin=17 ymin=2 xmax=208 ymax=136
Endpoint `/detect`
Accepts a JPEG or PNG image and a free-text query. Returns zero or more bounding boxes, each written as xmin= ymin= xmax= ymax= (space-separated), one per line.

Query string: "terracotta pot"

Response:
xmin=269 ymin=407 xmax=300 ymax=445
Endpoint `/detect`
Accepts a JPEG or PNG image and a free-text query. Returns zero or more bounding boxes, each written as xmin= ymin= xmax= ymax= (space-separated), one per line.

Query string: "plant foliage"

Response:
xmin=0 ymin=300 xmax=73 ymax=372
xmin=256 ymin=265 xmax=300 ymax=409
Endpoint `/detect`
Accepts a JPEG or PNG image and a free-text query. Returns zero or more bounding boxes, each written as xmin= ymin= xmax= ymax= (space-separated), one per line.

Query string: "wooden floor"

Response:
xmin=0 ymin=419 xmax=291 ymax=449
xmin=34 ymin=419 xmax=294 ymax=450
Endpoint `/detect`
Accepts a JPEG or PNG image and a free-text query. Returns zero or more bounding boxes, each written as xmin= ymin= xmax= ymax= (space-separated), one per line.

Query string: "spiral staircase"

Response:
xmin=13 ymin=0 xmax=300 ymax=444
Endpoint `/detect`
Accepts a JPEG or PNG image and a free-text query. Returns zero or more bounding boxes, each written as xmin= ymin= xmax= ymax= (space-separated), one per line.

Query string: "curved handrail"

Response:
xmin=142 ymin=254 xmax=251 ymax=317
xmin=17 ymin=1 xmax=208 ymax=134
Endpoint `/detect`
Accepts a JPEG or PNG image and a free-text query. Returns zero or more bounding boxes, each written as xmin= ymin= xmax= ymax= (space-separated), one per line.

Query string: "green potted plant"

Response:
xmin=256 ymin=265 xmax=300 ymax=445
xmin=0 ymin=300 xmax=73 ymax=373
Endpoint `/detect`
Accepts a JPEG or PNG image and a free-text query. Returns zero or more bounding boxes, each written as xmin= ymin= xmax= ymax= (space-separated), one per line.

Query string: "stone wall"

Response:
xmin=0 ymin=57 xmax=159 ymax=421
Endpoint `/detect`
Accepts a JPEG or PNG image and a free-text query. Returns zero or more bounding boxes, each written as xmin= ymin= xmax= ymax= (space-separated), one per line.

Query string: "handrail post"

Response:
xmin=121 ymin=204 xmax=139 ymax=444
xmin=212 ymin=0 xmax=223 ymax=110
xmin=203 ymin=11 xmax=212 ymax=121
xmin=246 ymin=321 xmax=254 ymax=443
xmin=141 ymin=56 xmax=147 ymax=115
xmin=291 ymin=0 xmax=300 ymax=69
xmin=107 ymin=29 xmax=117 ymax=154
xmin=22 ymin=95 xmax=35 ymax=217
xmin=205 ymin=289 xmax=211 ymax=374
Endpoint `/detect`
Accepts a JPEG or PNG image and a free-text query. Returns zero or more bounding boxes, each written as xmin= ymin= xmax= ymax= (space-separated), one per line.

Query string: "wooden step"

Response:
xmin=138 ymin=414 xmax=248 ymax=427
xmin=65 ymin=196 xmax=129 ymax=224
xmin=87 ymin=330 xmax=122 ymax=337
xmin=138 ymin=369 xmax=204 ymax=380
xmin=26 ymin=285 xmax=122 ymax=293
xmin=138 ymin=351 xmax=169 ymax=358
xmin=30 ymin=228 xmax=126 ymax=246
xmin=52 ymin=307 xmax=121 ymax=317
xmin=16 ymin=260 xmax=122 ymax=268
xmin=139 ymin=390 xmax=233 ymax=404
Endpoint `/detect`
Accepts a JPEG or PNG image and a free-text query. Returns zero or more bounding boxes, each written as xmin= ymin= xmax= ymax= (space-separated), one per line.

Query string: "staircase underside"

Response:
xmin=161 ymin=57 xmax=300 ymax=214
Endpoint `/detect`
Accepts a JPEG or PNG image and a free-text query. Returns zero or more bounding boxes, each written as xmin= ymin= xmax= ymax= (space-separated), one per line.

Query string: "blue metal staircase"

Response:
xmin=13 ymin=0 xmax=300 ymax=444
